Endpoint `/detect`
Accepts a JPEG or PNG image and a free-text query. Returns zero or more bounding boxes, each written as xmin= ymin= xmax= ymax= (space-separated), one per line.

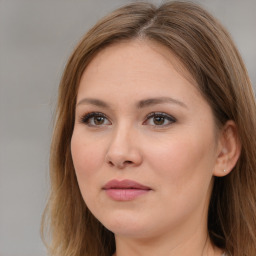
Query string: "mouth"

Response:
xmin=103 ymin=179 xmax=152 ymax=201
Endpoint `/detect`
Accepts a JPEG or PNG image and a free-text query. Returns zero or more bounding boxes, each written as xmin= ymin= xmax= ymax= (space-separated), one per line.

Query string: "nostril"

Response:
xmin=124 ymin=161 xmax=133 ymax=165
xmin=108 ymin=161 xmax=114 ymax=166
xmin=107 ymin=160 xmax=133 ymax=168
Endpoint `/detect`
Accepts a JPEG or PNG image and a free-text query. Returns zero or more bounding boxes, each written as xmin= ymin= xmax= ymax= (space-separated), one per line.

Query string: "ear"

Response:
xmin=213 ymin=120 xmax=241 ymax=177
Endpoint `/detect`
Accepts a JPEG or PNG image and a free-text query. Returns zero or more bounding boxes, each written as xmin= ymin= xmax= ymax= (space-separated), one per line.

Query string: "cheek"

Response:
xmin=70 ymin=131 xmax=104 ymax=181
xmin=145 ymin=131 xmax=216 ymax=189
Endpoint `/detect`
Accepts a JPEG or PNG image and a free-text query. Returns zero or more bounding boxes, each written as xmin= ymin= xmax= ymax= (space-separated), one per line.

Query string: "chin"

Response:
xmin=98 ymin=211 xmax=155 ymax=238
xmin=106 ymin=224 xmax=152 ymax=239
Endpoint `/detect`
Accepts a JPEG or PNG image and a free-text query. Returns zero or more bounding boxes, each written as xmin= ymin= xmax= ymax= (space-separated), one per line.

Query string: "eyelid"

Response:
xmin=143 ymin=112 xmax=176 ymax=126
xmin=79 ymin=112 xmax=111 ymax=126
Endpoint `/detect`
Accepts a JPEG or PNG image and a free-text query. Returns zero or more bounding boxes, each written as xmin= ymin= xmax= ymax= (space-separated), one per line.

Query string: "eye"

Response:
xmin=143 ymin=112 xmax=176 ymax=126
xmin=80 ymin=112 xmax=111 ymax=126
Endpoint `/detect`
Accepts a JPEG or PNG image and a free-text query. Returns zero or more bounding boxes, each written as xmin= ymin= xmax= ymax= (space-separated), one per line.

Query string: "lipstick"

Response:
xmin=103 ymin=179 xmax=151 ymax=201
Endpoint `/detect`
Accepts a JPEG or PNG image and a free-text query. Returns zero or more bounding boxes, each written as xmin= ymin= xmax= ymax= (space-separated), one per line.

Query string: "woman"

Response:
xmin=41 ymin=1 xmax=256 ymax=256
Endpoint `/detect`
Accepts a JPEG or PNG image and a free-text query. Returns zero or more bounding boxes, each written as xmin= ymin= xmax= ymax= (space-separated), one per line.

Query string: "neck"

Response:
xmin=114 ymin=227 xmax=222 ymax=256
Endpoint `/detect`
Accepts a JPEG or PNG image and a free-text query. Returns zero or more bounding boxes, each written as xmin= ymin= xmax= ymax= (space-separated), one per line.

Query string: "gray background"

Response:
xmin=0 ymin=0 xmax=255 ymax=256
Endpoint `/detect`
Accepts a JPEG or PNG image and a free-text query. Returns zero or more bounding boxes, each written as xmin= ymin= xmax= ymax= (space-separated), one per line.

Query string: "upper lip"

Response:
xmin=103 ymin=179 xmax=151 ymax=190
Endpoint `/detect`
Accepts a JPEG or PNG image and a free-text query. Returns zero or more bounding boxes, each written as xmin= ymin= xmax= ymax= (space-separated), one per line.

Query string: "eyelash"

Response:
xmin=143 ymin=112 xmax=176 ymax=126
xmin=79 ymin=112 xmax=176 ymax=127
xmin=79 ymin=112 xmax=111 ymax=126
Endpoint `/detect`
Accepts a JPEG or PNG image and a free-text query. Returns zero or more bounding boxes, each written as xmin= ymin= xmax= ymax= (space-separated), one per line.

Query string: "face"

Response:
xmin=71 ymin=40 xmax=220 ymax=240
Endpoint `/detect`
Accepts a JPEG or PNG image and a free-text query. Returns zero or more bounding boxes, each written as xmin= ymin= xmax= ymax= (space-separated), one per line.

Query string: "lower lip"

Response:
xmin=104 ymin=189 xmax=150 ymax=201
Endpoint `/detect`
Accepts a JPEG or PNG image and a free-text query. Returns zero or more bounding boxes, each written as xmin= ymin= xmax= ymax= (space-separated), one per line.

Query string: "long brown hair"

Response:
xmin=41 ymin=1 xmax=256 ymax=255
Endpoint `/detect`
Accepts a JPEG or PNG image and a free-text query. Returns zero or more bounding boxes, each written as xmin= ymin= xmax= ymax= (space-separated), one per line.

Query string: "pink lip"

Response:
xmin=103 ymin=179 xmax=152 ymax=201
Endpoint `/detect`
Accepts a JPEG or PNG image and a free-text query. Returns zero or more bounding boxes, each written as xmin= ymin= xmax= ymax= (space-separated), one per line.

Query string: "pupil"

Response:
xmin=154 ymin=116 xmax=164 ymax=125
xmin=94 ymin=116 xmax=104 ymax=125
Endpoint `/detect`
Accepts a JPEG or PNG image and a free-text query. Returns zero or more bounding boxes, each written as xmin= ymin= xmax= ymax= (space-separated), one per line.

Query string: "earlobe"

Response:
xmin=213 ymin=120 xmax=241 ymax=177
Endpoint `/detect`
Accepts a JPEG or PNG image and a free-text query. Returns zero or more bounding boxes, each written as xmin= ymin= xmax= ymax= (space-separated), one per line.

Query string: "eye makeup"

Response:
xmin=143 ymin=112 xmax=176 ymax=126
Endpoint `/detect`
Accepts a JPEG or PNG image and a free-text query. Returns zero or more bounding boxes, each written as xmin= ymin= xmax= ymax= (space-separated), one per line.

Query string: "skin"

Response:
xmin=71 ymin=40 xmax=234 ymax=256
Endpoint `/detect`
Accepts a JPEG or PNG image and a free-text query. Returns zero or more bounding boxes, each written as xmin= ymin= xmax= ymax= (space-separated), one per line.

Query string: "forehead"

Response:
xmin=78 ymin=40 xmax=198 ymax=97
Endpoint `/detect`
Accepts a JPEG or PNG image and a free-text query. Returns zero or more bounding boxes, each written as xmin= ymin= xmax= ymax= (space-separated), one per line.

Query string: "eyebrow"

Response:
xmin=137 ymin=97 xmax=188 ymax=109
xmin=77 ymin=98 xmax=111 ymax=108
xmin=76 ymin=97 xmax=188 ymax=109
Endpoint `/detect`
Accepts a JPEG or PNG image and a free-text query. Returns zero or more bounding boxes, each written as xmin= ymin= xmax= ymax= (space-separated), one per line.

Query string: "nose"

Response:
xmin=105 ymin=125 xmax=143 ymax=169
